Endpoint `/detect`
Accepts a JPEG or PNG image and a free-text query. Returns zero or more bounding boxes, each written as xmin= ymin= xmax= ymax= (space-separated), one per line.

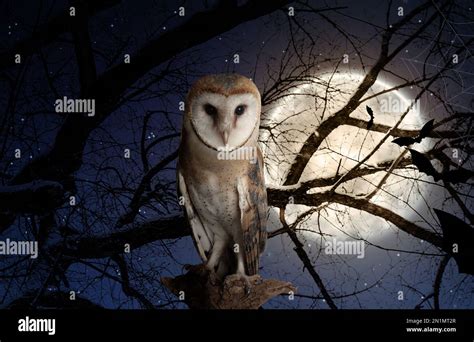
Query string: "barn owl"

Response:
xmin=177 ymin=74 xmax=267 ymax=284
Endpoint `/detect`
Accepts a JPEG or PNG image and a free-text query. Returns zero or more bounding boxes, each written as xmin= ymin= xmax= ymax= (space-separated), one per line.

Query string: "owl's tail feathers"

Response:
xmin=243 ymin=229 xmax=267 ymax=276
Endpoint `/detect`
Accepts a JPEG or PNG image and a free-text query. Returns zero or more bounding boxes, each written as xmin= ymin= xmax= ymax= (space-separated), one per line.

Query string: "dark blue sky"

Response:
xmin=0 ymin=0 xmax=473 ymax=309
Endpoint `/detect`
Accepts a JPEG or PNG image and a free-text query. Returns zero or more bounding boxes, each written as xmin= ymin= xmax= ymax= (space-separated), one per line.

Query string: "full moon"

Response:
xmin=260 ymin=71 xmax=431 ymax=243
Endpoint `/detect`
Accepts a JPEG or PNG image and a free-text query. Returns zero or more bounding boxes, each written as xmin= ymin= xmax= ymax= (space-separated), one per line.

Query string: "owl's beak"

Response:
xmin=221 ymin=130 xmax=229 ymax=145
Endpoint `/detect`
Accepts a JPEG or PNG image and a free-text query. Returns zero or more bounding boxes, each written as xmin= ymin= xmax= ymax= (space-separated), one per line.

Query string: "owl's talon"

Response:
xmin=222 ymin=274 xmax=236 ymax=293
xmin=254 ymin=275 xmax=263 ymax=285
xmin=223 ymin=274 xmax=253 ymax=296
xmin=241 ymin=275 xmax=253 ymax=296
xmin=244 ymin=282 xmax=251 ymax=295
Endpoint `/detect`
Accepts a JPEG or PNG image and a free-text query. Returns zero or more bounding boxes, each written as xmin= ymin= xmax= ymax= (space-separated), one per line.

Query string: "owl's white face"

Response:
xmin=189 ymin=92 xmax=260 ymax=150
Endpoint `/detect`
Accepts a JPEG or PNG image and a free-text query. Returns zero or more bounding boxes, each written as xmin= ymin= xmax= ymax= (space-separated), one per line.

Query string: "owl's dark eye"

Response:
xmin=235 ymin=105 xmax=246 ymax=116
xmin=204 ymin=104 xmax=217 ymax=116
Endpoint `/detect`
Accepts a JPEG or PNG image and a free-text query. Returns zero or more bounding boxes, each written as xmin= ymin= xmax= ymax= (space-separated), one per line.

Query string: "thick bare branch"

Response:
xmin=0 ymin=180 xmax=64 ymax=214
xmin=267 ymin=188 xmax=444 ymax=249
xmin=345 ymin=117 xmax=460 ymax=139
xmin=61 ymin=215 xmax=188 ymax=259
xmin=283 ymin=1 xmax=446 ymax=185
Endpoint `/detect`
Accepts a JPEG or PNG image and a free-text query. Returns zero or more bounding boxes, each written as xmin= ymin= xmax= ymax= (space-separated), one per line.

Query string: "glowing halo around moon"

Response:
xmin=260 ymin=71 xmax=433 ymax=244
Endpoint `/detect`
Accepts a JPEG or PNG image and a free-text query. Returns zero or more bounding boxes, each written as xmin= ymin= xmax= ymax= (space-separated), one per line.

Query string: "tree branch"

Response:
xmin=0 ymin=0 xmax=120 ymax=70
xmin=433 ymin=255 xmax=450 ymax=310
xmin=267 ymin=189 xmax=444 ymax=249
xmin=344 ymin=117 xmax=460 ymax=139
xmin=0 ymin=180 xmax=64 ymax=214
xmin=111 ymin=254 xmax=155 ymax=309
xmin=5 ymin=0 xmax=291 ymax=232
xmin=70 ymin=0 xmax=97 ymax=94
xmin=61 ymin=215 xmax=188 ymax=259
xmin=279 ymin=208 xmax=338 ymax=309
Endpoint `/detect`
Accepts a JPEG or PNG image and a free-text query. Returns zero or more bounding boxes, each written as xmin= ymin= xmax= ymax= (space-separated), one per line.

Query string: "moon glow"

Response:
xmin=260 ymin=71 xmax=431 ymax=244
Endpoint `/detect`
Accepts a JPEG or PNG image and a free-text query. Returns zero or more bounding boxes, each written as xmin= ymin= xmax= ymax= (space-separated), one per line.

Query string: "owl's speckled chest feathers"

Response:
xmin=186 ymin=160 xmax=244 ymax=236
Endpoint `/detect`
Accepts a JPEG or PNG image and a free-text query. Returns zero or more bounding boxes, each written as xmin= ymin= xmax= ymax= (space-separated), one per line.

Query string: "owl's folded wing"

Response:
xmin=237 ymin=147 xmax=268 ymax=276
xmin=177 ymin=165 xmax=213 ymax=261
